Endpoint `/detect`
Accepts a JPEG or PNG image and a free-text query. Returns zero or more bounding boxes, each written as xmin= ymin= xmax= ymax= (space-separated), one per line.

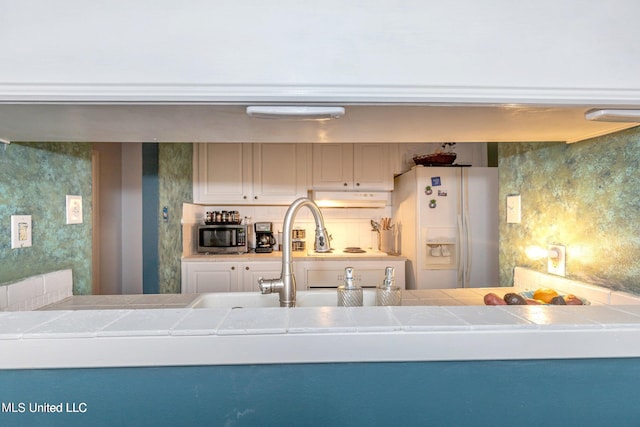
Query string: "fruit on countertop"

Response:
xmin=532 ymin=288 xmax=559 ymax=304
xmin=484 ymin=293 xmax=507 ymax=305
xmin=564 ymin=294 xmax=584 ymax=305
xmin=549 ymin=295 xmax=567 ymax=305
xmin=483 ymin=290 xmax=585 ymax=306
xmin=503 ymin=293 xmax=528 ymax=305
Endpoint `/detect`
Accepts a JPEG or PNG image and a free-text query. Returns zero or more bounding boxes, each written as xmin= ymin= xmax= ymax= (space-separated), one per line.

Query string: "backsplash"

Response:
xmin=498 ymin=126 xmax=640 ymax=293
xmin=0 ymin=142 xmax=92 ymax=294
xmin=0 ymin=269 xmax=73 ymax=311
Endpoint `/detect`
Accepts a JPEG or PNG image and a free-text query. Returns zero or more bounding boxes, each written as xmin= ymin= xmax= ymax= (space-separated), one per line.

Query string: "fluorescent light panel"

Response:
xmin=246 ymin=106 xmax=345 ymax=120
xmin=585 ymin=109 xmax=640 ymax=122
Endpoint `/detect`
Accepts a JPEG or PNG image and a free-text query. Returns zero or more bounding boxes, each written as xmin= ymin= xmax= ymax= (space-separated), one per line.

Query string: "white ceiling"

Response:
xmin=0 ymin=103 xmax=636 ymax=144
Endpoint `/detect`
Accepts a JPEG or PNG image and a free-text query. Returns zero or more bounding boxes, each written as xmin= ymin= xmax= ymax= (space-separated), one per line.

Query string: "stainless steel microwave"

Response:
xmin=197 ymin=224 xmax=248 ymax=254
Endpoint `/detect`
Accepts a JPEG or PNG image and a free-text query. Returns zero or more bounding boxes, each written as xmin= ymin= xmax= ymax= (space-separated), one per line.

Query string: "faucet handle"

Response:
xmin=258 ymin=277 xmax=283 ymax=294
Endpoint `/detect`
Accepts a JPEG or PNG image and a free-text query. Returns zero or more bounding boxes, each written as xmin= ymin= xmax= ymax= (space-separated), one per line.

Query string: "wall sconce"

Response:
xmin=525 ymin=244 xmax=566 ymax=276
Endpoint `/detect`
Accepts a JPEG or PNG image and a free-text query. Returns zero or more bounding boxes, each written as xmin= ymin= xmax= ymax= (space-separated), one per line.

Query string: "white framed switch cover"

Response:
xmin=11 ymin=215 xmax=32 ymax=249
xmin=506 ymin=195 xmax=521 ymax=224
xmin=66 ymin=195 xmax=83 ymax=224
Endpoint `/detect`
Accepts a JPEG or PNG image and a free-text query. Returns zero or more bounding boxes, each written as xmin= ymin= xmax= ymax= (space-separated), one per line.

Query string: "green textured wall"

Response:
xmin=158 ymin=143 xmax=192 ymax=293
xmin=498 ymin=127 xmax=640 ymax=293
xmin=0 ymin=142 xmax=92 ymax=294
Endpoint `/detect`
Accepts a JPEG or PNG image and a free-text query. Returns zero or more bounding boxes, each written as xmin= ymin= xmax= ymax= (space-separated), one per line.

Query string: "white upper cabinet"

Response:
xmin=353 ymin=144 xmax=393 ymax=191
xmin=311 ymin=144 xmax=353 ymax=190
xmin=1 ymin=1 xmax=639 ymax=105
xmin=252 ymin=143 xmax=310 ymax=203
xmin=312 ymin=144 xmax=392 ymax=191
xmin=194 ymin=143 xmax=252 ymax=204
xmin=194 ymin=143 xmax=309 ymax=204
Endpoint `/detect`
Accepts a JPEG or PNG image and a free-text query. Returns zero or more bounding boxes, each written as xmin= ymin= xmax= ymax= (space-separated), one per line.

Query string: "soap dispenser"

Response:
xmin=376 ymin=267 xmax=402 ymax=306
xmin=337 ymin=267 xmax=363 ymax=307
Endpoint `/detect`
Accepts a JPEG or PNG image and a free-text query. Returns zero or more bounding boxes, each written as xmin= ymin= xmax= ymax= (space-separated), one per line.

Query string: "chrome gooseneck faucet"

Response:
xmin=258 ymin=197 xmax=332 ymax=307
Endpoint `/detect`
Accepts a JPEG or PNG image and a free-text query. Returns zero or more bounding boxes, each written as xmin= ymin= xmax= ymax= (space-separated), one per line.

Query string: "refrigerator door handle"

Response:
xmin=464 ymin=210 xmax=472 ymax=288
xmin=456 ymin=215 xmax=464 ymax=286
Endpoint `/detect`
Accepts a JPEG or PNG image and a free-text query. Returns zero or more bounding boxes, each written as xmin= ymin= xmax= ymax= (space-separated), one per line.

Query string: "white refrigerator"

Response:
xmin=392 ymin=166 xmax=499 ymax=289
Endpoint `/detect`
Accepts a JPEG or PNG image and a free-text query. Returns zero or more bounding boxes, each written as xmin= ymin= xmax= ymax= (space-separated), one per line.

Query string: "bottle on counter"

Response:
xmin=376 ymin=267 xmax=402 ymax=306
xmin=337 ymin=267 xmax=363 ymax=307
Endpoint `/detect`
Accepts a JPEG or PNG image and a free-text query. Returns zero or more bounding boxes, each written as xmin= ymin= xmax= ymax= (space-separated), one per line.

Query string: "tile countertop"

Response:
xmin=3 ymin=287 xmax=640 ymax=370
xmin=37 ymin=288 xmax=528 ymax=310
xmin=181 ymin=251 xmax=406 ymax=262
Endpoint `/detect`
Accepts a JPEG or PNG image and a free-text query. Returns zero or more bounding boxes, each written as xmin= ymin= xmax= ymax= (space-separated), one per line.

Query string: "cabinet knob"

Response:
xmin=243 ymin=196 xmax=247 ymax=199
xmin=343 ymin=182 xmax=348 ymax=187
xmin=245 ymin=266 xmax=250 ymax=270
xmin=231 ymin=266 xmax=235 ymax=270
xmin=254 ymin=196 xmax=258 ymax=200
xmin=356 ymin=182 xmax=360 ymax=186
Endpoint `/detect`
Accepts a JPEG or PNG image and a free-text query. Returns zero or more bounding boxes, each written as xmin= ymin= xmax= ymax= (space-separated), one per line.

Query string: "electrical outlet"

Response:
xmin=547 ymin=244 xmax=566 ymax=276
xmin=11 ymin=215 xmax=32 ymax=249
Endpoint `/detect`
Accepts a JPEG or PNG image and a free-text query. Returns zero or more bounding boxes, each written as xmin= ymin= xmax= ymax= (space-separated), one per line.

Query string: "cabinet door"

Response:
xmin=241 ymin=262 xmax=283 ymax=292
xmin=181 ymin=262 xmax=240 ymax=293
xmin=252 ymin=144 xmax=309 ymax=204
xmin=353 ymin=144 xmax=393 ymax=191
xmin=312 ymin=144 xmax=353 ymax=190
xmin=194 ymin=143 xmax=252 ymax=203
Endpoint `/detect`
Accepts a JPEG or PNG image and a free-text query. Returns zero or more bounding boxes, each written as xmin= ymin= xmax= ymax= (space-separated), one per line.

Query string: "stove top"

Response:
xmin=307 ymin=247 xmax=388 ymax=257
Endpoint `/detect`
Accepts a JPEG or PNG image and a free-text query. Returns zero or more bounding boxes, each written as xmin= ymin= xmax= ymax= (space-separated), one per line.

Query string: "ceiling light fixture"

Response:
xmin=246 ymin=106 xmax=345 ymax=121
xmin=584 ymin=109 xmax=640 ymax=122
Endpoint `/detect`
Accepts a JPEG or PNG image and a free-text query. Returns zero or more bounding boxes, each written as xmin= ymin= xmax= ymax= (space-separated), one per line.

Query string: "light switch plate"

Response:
xmin=11 ymin=215 xmax=32 ymax=249
xmin=506 ymin=195 xmax=521 ymax=223
xmin=66 ymin=195 xmax=83 ymax=224
xmin=548 ymin=244 xmax=566 ymax=276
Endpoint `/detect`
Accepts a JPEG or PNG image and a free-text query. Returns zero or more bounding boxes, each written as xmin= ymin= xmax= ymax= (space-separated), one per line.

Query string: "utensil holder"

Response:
xmin=380 ymin=229 xmax=394 ymax=253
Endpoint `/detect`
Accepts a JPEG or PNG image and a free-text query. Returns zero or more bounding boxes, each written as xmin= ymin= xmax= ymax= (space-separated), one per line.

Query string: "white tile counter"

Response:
xmin=3 ymin=287 xmax=640 ymax=370
xmin=182 ymin=251 xmax=405 ymax=262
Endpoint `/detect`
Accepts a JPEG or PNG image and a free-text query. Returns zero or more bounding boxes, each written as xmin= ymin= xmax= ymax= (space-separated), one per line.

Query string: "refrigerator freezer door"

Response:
xmin=462 ymin=168 xmax=499 ymax=287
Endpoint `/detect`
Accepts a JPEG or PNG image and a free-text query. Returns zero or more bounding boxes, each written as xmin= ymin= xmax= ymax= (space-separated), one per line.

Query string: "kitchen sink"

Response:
xmin=189 ymin=290 xmax=378 ymax=308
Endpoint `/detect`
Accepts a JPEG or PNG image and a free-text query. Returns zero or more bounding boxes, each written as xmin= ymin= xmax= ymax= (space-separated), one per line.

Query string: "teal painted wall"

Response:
xmin=0 ymin=141 xmax=191 ymax=295
xmin=498 ymin=126 xmax=640 ymax=292
xmin=1 ymin=359 xmax=639 ymax=426
xmin=158 ymin=143 xmax=192 ymax=293
xmin=0 ymin=142 xmax=92 ymax=294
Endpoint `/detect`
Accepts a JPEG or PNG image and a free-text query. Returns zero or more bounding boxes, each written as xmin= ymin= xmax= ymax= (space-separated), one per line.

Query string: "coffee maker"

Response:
xmin=254 ymin=222 xmax=276 ymax=253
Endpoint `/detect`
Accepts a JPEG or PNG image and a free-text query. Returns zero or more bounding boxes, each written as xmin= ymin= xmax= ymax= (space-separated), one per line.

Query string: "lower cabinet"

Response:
xmin=240 ymin=262 xmax=283 ymax=292
xmin=181 ymin=261 xmax=282 ymax=294
xmin=182 ymin=259 xmax=406 ymax=293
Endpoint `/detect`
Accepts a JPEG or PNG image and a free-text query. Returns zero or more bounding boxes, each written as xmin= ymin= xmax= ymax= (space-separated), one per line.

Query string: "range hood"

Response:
xmin=311 ymin=191 xmax=390 ymax=208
